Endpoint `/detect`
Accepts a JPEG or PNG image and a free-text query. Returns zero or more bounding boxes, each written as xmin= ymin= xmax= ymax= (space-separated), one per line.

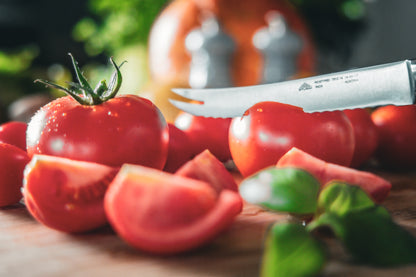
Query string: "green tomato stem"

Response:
xmin=34 ymin=53 xmax=124 ymax=106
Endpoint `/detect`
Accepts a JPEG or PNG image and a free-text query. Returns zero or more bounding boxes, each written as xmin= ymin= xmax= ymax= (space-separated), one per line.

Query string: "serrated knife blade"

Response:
xmin=170 ymin=60 xmax=416 ymax=118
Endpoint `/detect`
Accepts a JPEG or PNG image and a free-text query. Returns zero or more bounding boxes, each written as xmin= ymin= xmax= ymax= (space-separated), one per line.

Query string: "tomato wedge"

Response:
xmin=276 ymin=147 xmax=392 ymax=203
xmin=23 ymin=155 xmax=118 ymax=233
xmin=104 ymin=164 xmax=242 ymax=254
xmin=176 ymin=149 xmax=239 ymax=193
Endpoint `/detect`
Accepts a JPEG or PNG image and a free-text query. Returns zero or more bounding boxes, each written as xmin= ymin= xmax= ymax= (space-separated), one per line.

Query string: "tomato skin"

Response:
xmin=0 ymin=121 xmax=27 ymax=151
xmin=163 ymin=123 xmax=195 ymax=173
xmin=0 ymin=143 xmax=30 ymax=207
xmin=371 ymin=105 xmax=416 ymax=169
xmin=26 ymin=95 xmax=169 ymax=169
xmin=175 ymin=112 xmax=232 ymax=162
xmin=229 ymin=102 xmax=355 ymax=177
xmin=344 ymin=109 xmax=379 ymax=168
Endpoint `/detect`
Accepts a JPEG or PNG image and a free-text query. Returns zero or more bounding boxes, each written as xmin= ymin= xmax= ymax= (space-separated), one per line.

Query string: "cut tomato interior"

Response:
xmin=23 ymin=155 xmax=118 ymax=233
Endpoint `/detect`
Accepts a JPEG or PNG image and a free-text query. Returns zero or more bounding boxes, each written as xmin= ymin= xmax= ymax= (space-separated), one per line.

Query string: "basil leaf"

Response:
xmin=261 ymin=222 xmax=326 ymax=277
xmin=311 ymin=183 xmax=416 ymax=266
xmin=311 ymin=206 xmax=416 ymax=266
xmin=317 ymin=181 xmax=375 ymax=216
xmin=239 ymin=167 xmax=320 ymax=214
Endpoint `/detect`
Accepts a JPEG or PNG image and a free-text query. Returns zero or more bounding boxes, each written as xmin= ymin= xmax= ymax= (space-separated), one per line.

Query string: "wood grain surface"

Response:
xmin=1 ymin=171 xmax=416 ymax=277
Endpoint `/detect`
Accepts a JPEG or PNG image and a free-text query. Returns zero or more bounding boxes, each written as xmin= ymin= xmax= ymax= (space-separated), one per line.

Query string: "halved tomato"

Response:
xmin=23 ymin=155 xmax=118 ymax=233
xmin=104 ymin=164 xmax=242 ymax=254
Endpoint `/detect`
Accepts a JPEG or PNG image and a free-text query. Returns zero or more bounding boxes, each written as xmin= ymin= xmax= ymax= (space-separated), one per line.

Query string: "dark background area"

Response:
xmin=0 ymin=0 xmax=93 ymax=66
xmin=0 ymin=0 xmax=414 ymax=122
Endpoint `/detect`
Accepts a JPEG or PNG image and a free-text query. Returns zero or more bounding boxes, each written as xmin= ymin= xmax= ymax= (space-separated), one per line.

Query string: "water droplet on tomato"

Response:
xmin=65 ymin=203 xmax=75 ymax=211
xmin=231 ymin=116 xmax=250 ymax=140
xmin=49 ymin=138 xmax=65 ymax=153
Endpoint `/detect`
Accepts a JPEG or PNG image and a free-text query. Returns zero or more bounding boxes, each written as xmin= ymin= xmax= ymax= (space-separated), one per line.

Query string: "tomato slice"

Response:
xmin=23 ymin=155 xmax=118 ymax=233
xmin=104 ymin=164 xmax=242 ymax=254
xmin=276 ymin=147 xmax=392 ymax=203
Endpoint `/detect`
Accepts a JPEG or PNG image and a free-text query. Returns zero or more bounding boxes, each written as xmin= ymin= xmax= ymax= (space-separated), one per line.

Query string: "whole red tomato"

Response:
xmin=344 ymin=109 xmax=379 ymax=168
xmin=175 ymin=112 xmax=232 ymax=162
xmin=0 ymin=121 xmax=27 ymax=151
xmin=0 ymin=143 xmax=30 ymax=207
xmin=163 ymin=123 xmax=195 ymax=173
xmin=229 ymin=102 xmax=355 ymax=177
xmin=371 ymin=105 xmax=416 ymax=169
xmin=28 ymin=54 xmax=169 ymax=169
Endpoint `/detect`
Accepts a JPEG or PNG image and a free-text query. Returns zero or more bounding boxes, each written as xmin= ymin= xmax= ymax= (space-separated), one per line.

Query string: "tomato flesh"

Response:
xmin=23 ymin=155 xmax=118 ymax=233
xmin=105 ymin=164 xmax=242 ymax=254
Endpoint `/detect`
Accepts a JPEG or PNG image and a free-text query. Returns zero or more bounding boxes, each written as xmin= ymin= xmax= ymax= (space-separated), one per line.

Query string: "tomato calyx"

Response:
xmin=35 ymin=53 xmax=125 ymax=106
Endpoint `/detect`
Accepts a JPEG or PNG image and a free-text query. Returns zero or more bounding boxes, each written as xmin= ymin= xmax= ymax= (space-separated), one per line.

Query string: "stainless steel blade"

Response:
xmin=171 ymin=60 xmax=416 ymax=118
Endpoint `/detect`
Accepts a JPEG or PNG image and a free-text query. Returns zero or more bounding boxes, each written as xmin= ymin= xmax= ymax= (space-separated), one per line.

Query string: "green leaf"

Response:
xmin=311 ymin=207 xmax=416 ymax=266
xmin=261 ymin=222 xmax=326 ymax=277
xmin=311 ymin=182 xmax=416 ymax=266
xmin=239 ymin=167 xmax=320 ymax=214
xmin=317 ymin=181 xmax=375 ymax=217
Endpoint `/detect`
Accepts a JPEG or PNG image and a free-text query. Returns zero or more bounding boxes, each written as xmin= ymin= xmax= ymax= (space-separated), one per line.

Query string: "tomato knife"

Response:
xmin=170 ymin=59 xmax=416 ymax=117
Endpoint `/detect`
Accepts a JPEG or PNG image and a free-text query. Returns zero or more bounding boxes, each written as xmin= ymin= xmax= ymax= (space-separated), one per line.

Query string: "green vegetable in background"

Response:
xmin=239 ymin=167 xmax=320 ymax=214
xmin=309 ymin=182 xmax=416 ymax=266
xmin=261 ymin=222 xmax=326 ymax=277
xmin=73 ymin=0 xmax=169 ymax=56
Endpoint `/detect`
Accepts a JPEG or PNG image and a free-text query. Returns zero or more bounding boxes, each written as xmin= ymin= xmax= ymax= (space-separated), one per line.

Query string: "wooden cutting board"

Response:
xmin=1 ymin=171 xmax=416 ymax=277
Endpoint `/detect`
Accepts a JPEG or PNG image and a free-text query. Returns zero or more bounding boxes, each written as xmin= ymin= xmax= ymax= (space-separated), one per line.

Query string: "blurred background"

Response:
xmin=0 ymin=0 xmax=413 ymax=123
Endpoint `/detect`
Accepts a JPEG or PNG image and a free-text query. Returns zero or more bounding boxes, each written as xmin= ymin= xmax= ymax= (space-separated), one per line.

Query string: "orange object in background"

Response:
xmin=148 ymin=0 xmax=316 ymax=87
